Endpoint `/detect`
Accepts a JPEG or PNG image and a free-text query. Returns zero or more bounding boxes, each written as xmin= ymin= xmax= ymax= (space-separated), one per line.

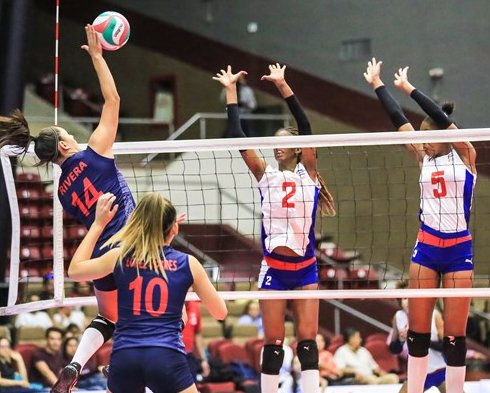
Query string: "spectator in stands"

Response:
xmin=52 ymin=306 xmax=85 ymax=331
xmin=182 ymin=301 xmax=210 ymax=383
xmin=39 ymin=273 xmax=54 ymax=301
xmin=15 ymin=295 xmax=53 ymax=330
xmin=333 ymin=328 xmax=399 ymax=385
xmin=30 ymin=327 xmax=65 ymax=388
xmin=236 ymin=300 xmax=264 ymax=337
xmin=64 ymin=324 xmax=82 ymax=339
xmin=0 ymin=337 xmax=32 ymax=391
xmin=62 ymin=337 xmax=106 ymax=391
xmin=316 ymin=334 xmax=343 ymax=386
xmin=71 ymin=281 xmax=93 ymax=297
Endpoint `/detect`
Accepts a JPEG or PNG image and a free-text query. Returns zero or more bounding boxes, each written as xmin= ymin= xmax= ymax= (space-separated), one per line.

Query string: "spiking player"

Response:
xmin=365 ymin=58 xmax=476 ymax=393
xmin=0 ymin=25 xmax=133 ymax=392
xmin=214 ymin=64 xmax=335 ymax=393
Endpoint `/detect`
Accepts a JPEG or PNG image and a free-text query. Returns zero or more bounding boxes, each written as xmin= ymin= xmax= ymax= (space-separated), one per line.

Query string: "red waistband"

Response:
xmin=264 ymin=255 xmax=316 ymax=271
xmin=417 ymin=229 xmax=472 ymax=248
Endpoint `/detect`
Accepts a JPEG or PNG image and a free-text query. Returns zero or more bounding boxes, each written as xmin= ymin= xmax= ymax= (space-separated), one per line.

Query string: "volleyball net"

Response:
xmin=2 ymin=128 xmax=490 ymax=315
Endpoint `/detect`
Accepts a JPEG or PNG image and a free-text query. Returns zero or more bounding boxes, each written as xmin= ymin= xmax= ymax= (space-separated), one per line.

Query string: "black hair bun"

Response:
xmin=441 ymin=102 xmax=455 ymax=116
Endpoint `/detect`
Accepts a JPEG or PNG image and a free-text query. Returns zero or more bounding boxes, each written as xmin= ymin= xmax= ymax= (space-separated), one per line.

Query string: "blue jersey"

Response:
xmin=112 ymin=246 xmax=194 ymax=354
xmin=58 ymin=147 xmax=135 ymax=251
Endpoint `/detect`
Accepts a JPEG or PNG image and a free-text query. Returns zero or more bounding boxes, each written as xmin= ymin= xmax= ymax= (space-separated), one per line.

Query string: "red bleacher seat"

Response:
xmin=40 ymin=205 xmax=53 ymax=219
xmin=208 ymin=338 xmax=231 ymax=359
xmin=15 ymin=343 xmax=40 ymax=377
xmin=245 ymin=338 xmax=263 ymax=373
xmin=95 ymin=341 xmax=113 ymax=366
xmin=349 ymin=267 xmax=379 ymax=289
xmin=20 ymin=246 xmax=41 ymax=261
xmin=41 ymin=245 xmax=53 ymax=260
xmin=65 ymin=226 xmax=88 ymax=240
xmin=16 ymin=173 xmax=41 ymax=183
xmin=19 ymin=205 xmax=40 ymax=219
xmin=17 ymin=188 xmax=42 ymax=200
xmin=365 ymin=333 xmax=388 ymax=345
xmin=327 ymin=334 xmax=344 ymax=354
xmin=198 ymin=382 xmax=235 ymax=393
xmin=217 ymin=342 xmax=251 ymax=365
xmin=20 ymin=225 xmax=41 ymax=239
xmin=319 ymin=267 xmax=349 ymax=289
xmin=41 ymin=226 xmax=53 ymax=238
xmin=365 ymin=339 xmax=400 ymax=373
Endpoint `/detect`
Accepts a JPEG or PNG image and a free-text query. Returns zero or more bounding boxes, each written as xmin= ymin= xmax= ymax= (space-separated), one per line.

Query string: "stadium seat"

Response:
xmin=327 ymin=334 xmax=344 ymax=354
xmin=19 ymin=205 xmax=40 ymax=219
xmin=20 ymin=225 xmax=41 ymax=239
xmin=16 ymin=326 xmax=46 ymax=346
xmin=20 ymin=246 xmax=41 ymax=261
xmin=318 ymin=266 xmax=349 ymax=289
xmin=65 ymin=226 xmax=88 ymax=240
xmin=41 ymin=226 xmax=53 ymax=238
xmin=17 ymin=188 xmax=42 ymax=200
xmin=244 ymin=338 xmax=263 ymax=373
xmin=40 ymin=205 xmax=53 ymax=219
xmin=198 ymin=382 xmax=235 ymax=393
xmin=16 ymin=173 xmax=41 ymax=183
xmin=208 ymin=338 xmax=231 ymax=359
xmin=365 ymin=339 xmax=400 ymax=373
xmin=95 ymin=341 xmax=113 ymax=367
xmin=217 ymin=342 xmax=251 ymax=365
xmin=230 ymin=324 xmax=259 ymax=345
xmin=365 ymin=333 xmax=389 ymax=345
xmin=40 ymin=245 xmax=53 ymax=260
xmin=226 ymin=301 xmax=245 ymax=317
xmin=15 ymin=343 xmax=40 ymax=376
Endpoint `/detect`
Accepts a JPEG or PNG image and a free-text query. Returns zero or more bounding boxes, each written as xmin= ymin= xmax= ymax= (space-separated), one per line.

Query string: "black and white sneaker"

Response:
xmin=102 ymin=365 xmax=109 ymax=378
xmin=51 ymin=362 xmax=81 ymax=393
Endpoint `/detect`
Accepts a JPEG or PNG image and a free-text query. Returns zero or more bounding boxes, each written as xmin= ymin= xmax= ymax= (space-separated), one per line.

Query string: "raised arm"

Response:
xmin=213 ymin=66 xmax=266 ymax=182
xmin=189 ymin=256 xmax=227 ymax=320
xmin=83 ymin=24 xmax=120 ymax=158
xmin=394 ymin=66 xmax=476 ymax=172
xmin=68 ymin=193 xmax=120 ymax=281
xmin=364 ymin=58 xmax=422 ymax=162
xmin=261 ymin=63 xmax=317 ymax=176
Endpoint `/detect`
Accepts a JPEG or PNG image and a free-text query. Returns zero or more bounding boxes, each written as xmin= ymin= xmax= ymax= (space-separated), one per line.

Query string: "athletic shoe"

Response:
xmin=51 ymin=362 xmax=81 ymax=393
xmin=102 ymin=365 xmax=109 ymax=378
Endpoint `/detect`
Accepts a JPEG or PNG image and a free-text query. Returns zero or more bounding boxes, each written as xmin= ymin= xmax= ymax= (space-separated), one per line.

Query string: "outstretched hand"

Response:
xmin=95 ymin=193 xmax=118 ymax=227
xmin=81 ymin=24 xmax=103 ymax=58
xmin=394 ymin=66 xmax=415 ymax=94
xmin=212 ymin=65 xmax=248 ymax=88
xmin=364 ymin=57 xmax=383 ymax=86
xmin=261 ymin=63 xmax=286 ymax=84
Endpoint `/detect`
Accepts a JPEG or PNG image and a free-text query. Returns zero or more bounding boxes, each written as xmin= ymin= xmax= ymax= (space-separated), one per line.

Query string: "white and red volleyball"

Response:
xmin=92 ymin=11 xmax=130 ymax=51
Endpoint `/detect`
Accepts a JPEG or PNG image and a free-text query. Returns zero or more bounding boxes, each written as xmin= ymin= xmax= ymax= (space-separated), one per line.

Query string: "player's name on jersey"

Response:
xmin=59 ymin=161 xmax=88 ymax=196
xmin=125 ymin=257 xmax=178 ymax=271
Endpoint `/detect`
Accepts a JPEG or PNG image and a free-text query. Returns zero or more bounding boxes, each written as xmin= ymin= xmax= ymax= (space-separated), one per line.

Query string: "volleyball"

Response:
xmin=92 ymin=11 xmax=130 ymax=51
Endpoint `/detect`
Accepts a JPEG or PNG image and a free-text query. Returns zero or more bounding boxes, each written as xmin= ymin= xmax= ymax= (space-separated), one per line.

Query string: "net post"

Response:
xmin=52 ymin=164 xmax=64 ymax=302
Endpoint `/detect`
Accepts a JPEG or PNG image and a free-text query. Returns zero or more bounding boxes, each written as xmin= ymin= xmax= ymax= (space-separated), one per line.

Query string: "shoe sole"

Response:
xmin=51 ymin=366 xmax=79 ymax=393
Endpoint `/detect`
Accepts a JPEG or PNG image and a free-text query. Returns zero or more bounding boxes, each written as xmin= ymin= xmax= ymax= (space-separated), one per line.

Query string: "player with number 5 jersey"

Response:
xmin=68 ymin=192 xmax=227 ymax=393
xmin=365 ymin=58 xmax=477 ymax=393
xmin=214 ymin=64 xmax=335 ymax=393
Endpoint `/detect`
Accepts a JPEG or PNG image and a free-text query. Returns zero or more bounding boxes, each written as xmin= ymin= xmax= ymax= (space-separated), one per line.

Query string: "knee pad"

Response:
xmin=88 ymin=314 xmax=115 ymax=343
xmin=297 ymin=340 xmax=319 ymax=371
xmin=261 ymin=344 xmax=284 ymax=375
xmin=443 ymin=336 xmax=466 ymax=367
xmin=407 ymin=330 xmax=431 ymax=358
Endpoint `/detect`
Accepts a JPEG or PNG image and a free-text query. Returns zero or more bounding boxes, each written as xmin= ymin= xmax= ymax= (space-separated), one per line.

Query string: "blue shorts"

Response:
xmin=424 ymin=368 xmax=445 ymax=390
xmin=91 ymin=244 xmax=117 ymax=291
xmin=412 ymin=240 xmax=473 ymax=274
xmin=108 ymin=347 xmax=194 ymax=393
xmin=258 ymin=256 xmax=318 ymax=290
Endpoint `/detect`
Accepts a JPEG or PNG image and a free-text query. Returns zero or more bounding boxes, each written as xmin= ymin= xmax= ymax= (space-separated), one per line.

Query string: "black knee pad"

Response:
xmin=407 ymin=330 xmax=431 ymax=358
xmin=443 ymin=336 xmax=466 ymax=367
xmin=88 ymin=314 xmax=115 ymax=343
xmin=261 ymin=344 xmax=284 ymax=375
xmin=297 ymin=340 xmax=319 ymax=371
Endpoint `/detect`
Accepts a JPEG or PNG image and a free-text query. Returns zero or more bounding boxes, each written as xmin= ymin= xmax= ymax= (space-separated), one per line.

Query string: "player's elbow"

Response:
xmin=105 ymin=92 xmax=120 ymax=106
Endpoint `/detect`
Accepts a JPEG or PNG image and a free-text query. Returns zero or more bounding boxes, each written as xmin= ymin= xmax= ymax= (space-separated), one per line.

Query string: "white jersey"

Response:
xmin=258 ymin=163 xmax=320 ymax=257
xmin=419 ymin=148 xmax=476 ymax=234
xmin=394 ymin=310 xmax=445 ymax=373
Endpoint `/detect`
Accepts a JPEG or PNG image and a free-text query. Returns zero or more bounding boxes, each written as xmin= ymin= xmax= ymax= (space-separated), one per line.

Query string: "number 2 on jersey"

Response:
xmin=282 ymin=181 xmax=297 ymax=208
xmin=71 ymin=177 xmax=103 ymax=217
xmin=129 ymin=276 xmax=169 ymax=317
xmin=431 ymin=171 xmax=447 ymax=198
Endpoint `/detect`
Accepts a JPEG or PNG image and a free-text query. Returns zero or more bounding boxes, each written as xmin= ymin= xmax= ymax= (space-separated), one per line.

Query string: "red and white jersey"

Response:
xmin=419 ymin=148 xmax=476 ymax=234
xmin=258 ymin=163 xmax=320 ymax=257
